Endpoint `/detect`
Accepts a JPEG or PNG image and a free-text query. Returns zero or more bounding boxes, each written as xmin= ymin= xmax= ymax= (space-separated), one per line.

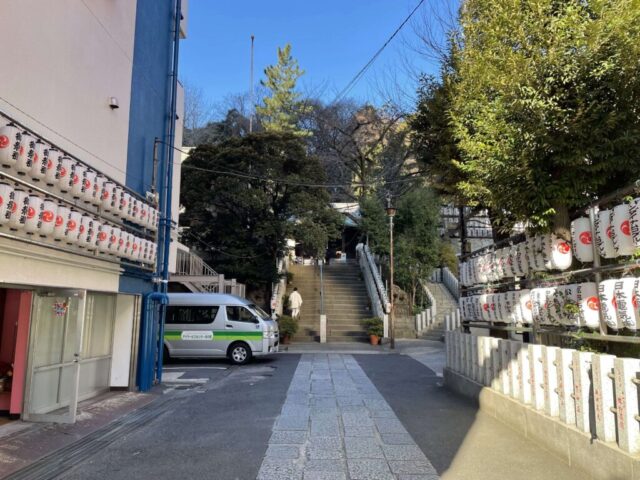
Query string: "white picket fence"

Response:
xmin=445 ymin=331 xmax=640 ymax=454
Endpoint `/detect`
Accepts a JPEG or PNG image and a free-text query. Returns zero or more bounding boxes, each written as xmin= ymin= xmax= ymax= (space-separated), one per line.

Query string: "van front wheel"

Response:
xmin=228 ymin=342 xmax=252 ymax=365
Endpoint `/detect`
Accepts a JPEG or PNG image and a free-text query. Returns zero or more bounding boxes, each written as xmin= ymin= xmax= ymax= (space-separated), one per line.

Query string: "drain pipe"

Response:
xmin=139 ymin=292 xmax=168 ymax=391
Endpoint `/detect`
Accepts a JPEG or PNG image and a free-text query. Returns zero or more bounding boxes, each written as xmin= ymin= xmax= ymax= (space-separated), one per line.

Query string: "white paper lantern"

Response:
xmin=24 ymin=194 xmax=43 ymax=234
xmin=82 ymin=169 xmax=96 ymax=204
xmin=92 ymin=174 xmax=105 ymax=206
xmin=0 ymin=182 xmax=14 ymax=225
xmin=122 ymin=232 xmax=133 ymax=258
xmin=15 ymin=132 xmax=35 ymax=175
xmin=119 ymin=192 xmax=131 ymax=220
xmin=96 ymin=223 xmax=110 ymax=253
xmin=576 ymin=282 xmax=599 ymax=330
xmin=547 ymin=235 xmax=573 ymax=271
xmin=38 ymin=198 xmax=57 ymax=237
xmin=152 ymin=209 xmax=160 ymax=232
xmin=518 ymin=289 xmax=533 ymax=325
xmin=29 ymin=141 xmax=47 ymax=181
xmin=101 ymin=181 xmax=116 ymax=211
xmin=614 ymin=278 xmax=637 ymax=331
xmin=558 ymin=284 xmax=579 ymax=327
xmin=599 ymin=279 xmax=619 ymax=331
xmin=0 ymin=124 xmax=21 ymax=167
xmin=130 ymin=236 xmax=141 ymax=260
xmin=630 ymin=197 xmax=640 ymax=247
xmin=595 ymin=209 xmax=616 ymax=259
xmin=70 ymin=163 xmax=86 ymax=199
xmin=53 ymin=205 xmax=70 ymax=241
xmin=516 ymin=242 xmax=530 ymax=277
xmin=130 ymin=197 xmax=140 ymax=224
xmin=149 ymin=241 xmax=157 ymax=265
xmin=633 ymin=279 xmax=640 ymax=332
xmin=44 ymin=148 xmax=62 ymax=187
xmin=65 ymin=210 xmax=82 ymax=245
xmin=7 ymin=188 xmax=29 ymax=230
xmin=78 ymin=215 xmax=96 ymax=248
xmin=139 ymin=202 xmax=149 ymax=227
xmin=611 ymin=204 xmax=635 ymax=256
xmin=112 ymin=186 xmax=123 ymax=216
xmin=571 ymin=217 xmax=594 ymax=262
xmin=57 ymin=156 xmax=74 ymax=193
xmin=108 ymin=226 xmax=120 ymax=254
xmin=508 ymin=290 xmax=522 ymax=324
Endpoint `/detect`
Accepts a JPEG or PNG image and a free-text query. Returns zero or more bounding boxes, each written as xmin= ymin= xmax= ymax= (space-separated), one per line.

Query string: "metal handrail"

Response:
xmin=357 ymin=244 xmax=390 ymax=312
xmin=431 ymin=267 xmax=460 ymax=300
xmin=175 ymin=249 xmax=218 ymax=276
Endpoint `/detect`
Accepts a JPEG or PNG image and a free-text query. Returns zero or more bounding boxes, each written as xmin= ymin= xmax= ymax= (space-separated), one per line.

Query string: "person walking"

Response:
xmin=289 ymin=287 xmax=303 ymax=319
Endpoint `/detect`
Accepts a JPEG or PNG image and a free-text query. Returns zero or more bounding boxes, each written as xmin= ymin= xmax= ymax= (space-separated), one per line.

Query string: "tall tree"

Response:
xmin=448 ymin=0 xmax=640 ymax=236
xmin=256 ymin=44 xmax=312 ymax=136
xmin=179 ymin=132 xmax=342 ymax=302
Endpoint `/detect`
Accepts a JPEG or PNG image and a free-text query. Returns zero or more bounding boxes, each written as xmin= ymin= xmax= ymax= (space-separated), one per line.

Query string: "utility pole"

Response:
xmin=249 ymin=34 xmax=255 ymax=133
xmin=386 ymin=194 xmax=397 ymax=350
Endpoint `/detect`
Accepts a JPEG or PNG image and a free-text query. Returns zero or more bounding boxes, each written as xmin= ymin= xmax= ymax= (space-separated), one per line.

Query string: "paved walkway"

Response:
xmin=257 ymin=354 xmax=439 ymax=480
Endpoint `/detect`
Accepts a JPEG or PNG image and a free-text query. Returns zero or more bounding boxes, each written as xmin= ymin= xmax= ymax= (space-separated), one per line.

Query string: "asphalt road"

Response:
xmin=45 ymin=352 xmax=586 ymax=480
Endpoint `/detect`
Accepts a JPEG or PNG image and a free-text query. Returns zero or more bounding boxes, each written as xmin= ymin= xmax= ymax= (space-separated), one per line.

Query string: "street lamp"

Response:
xmin=386 ymin=194 xmax=396 ymax=350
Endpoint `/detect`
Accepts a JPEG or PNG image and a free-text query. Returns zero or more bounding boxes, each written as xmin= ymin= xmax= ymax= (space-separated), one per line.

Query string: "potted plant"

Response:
xmin=362 ymin=317 xmax=383 ymax=345
xmin=278 ymin=315 xmax=298 ymax=344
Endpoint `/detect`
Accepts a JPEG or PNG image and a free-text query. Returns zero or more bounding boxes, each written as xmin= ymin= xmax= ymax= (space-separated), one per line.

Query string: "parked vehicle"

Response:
xmin=164 ymin=293 xmax=279 ymax=365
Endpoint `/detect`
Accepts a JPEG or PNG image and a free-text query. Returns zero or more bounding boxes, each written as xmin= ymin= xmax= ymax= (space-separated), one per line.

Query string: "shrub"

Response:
xmin=361 ymin=317 xmax=383 ymax=337
xmin=278 ymin=315 xmax=298 ymax=337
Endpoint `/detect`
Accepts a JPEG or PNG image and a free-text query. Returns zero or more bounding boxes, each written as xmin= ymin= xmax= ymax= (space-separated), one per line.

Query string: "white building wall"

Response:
xmin=0 ymin=0 xmax=137 ymax=184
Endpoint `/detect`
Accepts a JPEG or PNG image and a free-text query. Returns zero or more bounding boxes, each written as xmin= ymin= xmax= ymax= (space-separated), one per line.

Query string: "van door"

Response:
xmin=221 ymin=305 xmax=264 ymax=353
xmin=164 ymin=305 xmax=221 ymax=357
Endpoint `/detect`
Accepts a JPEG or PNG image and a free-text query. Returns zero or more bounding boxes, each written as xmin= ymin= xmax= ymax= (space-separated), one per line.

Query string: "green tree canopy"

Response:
xmin=256 ymin=44 xmax=312 ymax=137
xmin=179 ymin=132 xmax=342 ymax=301
xmin=447 ymin=0 xmax=640 ymax=235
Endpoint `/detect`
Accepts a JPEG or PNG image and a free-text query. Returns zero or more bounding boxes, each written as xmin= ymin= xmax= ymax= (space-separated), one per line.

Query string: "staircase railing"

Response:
xmin=356 ymin=243 xmax=390 ymax=337
xmin=270 ymin=257 xmax=289 ymax=317
xmin=176 ymin=249 xmax=218 ymax=276
xmin=430 ymin=266 xmax=460 ymax=300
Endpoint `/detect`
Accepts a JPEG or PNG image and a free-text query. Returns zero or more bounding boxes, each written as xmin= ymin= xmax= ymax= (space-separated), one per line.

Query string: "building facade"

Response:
xmin=0 ymin=0 xmax=185 ymax=423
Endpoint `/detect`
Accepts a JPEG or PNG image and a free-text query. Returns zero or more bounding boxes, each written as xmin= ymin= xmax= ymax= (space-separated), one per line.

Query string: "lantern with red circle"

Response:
xmin=15 ymin=132 xmax=35 ymax=175
xmin=0 ymin=124 xmax=21 ymax=168
xmin=38 ymin=198 xmax=57 ymax=237
xmin=130 ymin=236 xmax=140 ymax=260
xmin=611 ymin=203 xmax=635 ymax=256
xmin=70 ymin=162 xmax=86 ymax=199
xmin=571 ymin=217 xmax=593 ymax=263
xmin=65 ymin=210 xmax=82 ymax=245
xmin=630 ymin=197 xmax=640 ymax=247
xmin=107 ymin=226 xmax=120 ymax=254
xmin=53 ymin=204 xmax=70 ymax=241
xmin=92 ymin=174 xmax=105 ymax=206
xmin=115 ymin=228 xmax=126 ymax=257
xmin=518 ymin=289 xmax=533 ymax=325
xmin=595 ymin=209 xmax=616 ymax=259
xmin=599 ymin=279 xmax=619 ymax=330
xmin=24 ymin=194 xmax=43 ymax=234
xmin=78 ymin=215 xmax=96 ymax=248
xmin=81 ymin=169 xmax=96 ymax=204
xmin=29 ymin=141 xmax=47 ymax=182
xmin=101 ymin=181 xmax=115 ymax=211
xmin=7 ymin=188 xmax=29 ymax=230
xmin=96 ymin=223 xmax=111 ymax=253
xmin=0 ymin=182 xmax=14 ymax=225
xmin=57 ymin=156 xmax=74 ymax=193
xmin=130 ymin=197 xmax=140 ymax=224
xmin=613 ymin=278 xmax=637 ymax=331
xmin=122 ymin=232 xmax=132 ymax=258
xmin=139 ymin=203 xmax=148 ymax=226
xmin=576 ymin=282 xmax=599 ymax=330
xmin=44 ymin=148 xmax=62 ymax=187
xmin=118 ymin=191 xmax=131 ymax=219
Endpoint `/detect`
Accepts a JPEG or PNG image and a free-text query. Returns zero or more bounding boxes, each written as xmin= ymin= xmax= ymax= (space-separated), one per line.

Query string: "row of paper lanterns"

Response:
xmin=0 ymin=182 xmax=156 ymax=264
xmin=572 ymin=201 xmax=640 ymax=262
xmin=461 ymin=278 xmax=639 ymax=331
xmin=459 ymin=234 xmax=573 ymax=286
xmin=0 ymin=123 xmax=159 ymax=231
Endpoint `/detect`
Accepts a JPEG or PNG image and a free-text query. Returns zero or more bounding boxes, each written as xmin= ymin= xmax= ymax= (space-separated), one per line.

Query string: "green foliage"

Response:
xmin=359 ymin=194 xmax=390 ymax=256
xmin=439 ymin=242 xmax=459 ymax=276
xmin=277 ymin=315 xmax=298 ymax=337
xmin=180 ymin=132 xmax=340 ymax=298
xmin=257 ymin=44 xmax=313 ymax=137
xmin=412 ymin=0 xmax=640 ymax=232
xmin=361 ymin=317 xmax=384 ymax=337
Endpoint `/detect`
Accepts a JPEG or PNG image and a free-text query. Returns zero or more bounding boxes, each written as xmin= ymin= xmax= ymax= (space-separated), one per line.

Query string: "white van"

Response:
xmin=164 ymin=293 xmax=279 ymax=365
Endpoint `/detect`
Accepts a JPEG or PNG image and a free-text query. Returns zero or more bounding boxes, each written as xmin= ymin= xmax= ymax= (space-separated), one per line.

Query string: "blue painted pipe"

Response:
xmin=138 ymin=291 xmax=168 ymax=392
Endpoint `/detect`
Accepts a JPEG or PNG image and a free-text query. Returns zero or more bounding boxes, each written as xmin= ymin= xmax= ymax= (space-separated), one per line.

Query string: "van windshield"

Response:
xmin=249 ymin=304 xmax=271 ymax=320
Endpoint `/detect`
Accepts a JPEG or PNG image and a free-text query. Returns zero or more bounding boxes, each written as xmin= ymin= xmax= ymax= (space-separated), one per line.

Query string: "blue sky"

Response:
xmin=179 ymin=0 xmax=446 ymax=113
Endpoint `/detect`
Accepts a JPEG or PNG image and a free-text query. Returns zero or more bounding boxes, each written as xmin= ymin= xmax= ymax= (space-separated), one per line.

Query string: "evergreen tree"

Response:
xmin=256 ymin=44 xmax=312 ymax=136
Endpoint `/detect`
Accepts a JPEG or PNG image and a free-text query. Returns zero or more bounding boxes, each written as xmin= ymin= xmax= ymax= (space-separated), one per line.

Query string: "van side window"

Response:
xmin=166 ymin=306 xmax=219 ymax=324
xmin=226 ymin=306 xmax=256 ymax=323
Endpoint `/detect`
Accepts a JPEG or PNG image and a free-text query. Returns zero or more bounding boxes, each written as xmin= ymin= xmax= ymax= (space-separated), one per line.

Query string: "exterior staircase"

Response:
xmin=421 ymin=281 xmax=458 ymax=341
xmin=324 ymin=263 xmax=370 ymax=342
xmin=286 ymin=262 xmax=371 ymax=343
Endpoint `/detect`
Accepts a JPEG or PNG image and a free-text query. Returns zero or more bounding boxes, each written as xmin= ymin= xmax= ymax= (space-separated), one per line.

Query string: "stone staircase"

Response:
xmin=285 ymin=262 xmax=371 ymax=343
xmin=421 ymin=281 xmax=459 ymax=342
xmin=324 ymin=263 xmax=370 ymax=342
xmin=287 ymin=264 xmax=321 ymax=342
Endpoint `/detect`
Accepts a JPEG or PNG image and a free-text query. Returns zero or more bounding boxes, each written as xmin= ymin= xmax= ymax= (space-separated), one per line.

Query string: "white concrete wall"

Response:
xmin=0 ymin=237 xmax=120 ymax=292
xmin=0 ymin=0 xmax=137 ymax=184
xmin=110 ymin=294 xmax=137 ymax=387
xmin=168 ymin=83 xmax=185 ymax=274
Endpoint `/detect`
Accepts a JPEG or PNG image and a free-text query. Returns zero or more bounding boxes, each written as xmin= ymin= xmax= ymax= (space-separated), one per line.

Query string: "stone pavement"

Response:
xmin=257 ymin=354 xmax=439 ymax=480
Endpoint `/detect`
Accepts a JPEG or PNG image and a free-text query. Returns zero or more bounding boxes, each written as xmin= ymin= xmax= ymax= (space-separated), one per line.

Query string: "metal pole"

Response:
xmin=319 ymin=260 xmax=324 ymax=316
xmin=249 ymin=34 xmax=255 ymax=133
xmin=389 ymin=215 xmax=395 ymax=350
xmin=589 ymin=207 xmax=607 ymax=336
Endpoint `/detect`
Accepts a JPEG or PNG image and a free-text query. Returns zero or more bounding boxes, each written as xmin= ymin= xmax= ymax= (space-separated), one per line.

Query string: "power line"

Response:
xmin=332 ymin=0 xmax=426 ymax=104
xmin=185 ymin=230 xmax=268 ymax=259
